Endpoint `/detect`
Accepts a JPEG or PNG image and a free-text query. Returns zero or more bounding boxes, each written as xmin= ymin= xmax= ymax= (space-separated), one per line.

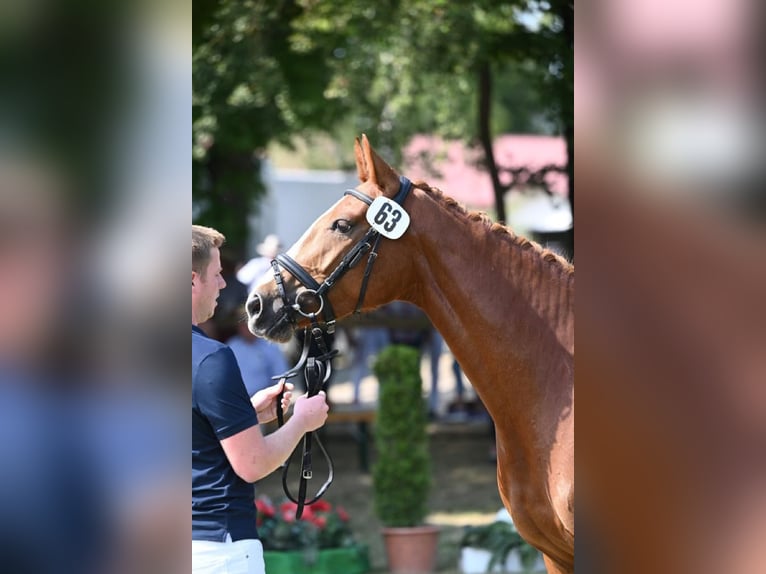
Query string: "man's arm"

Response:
xmin=221 ymin=391 xmax=328 ymax=483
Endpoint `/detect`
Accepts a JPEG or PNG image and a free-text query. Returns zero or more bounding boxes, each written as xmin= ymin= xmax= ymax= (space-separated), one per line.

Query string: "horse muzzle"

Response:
xmin=246 ymin=289 xmax=296 ymax=343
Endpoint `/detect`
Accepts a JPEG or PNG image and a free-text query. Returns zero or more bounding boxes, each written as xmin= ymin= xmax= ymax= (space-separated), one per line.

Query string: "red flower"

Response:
xmin=281 ymin=508 xmax=296 ymax=523
xmin=279 ymin=501 xmax=298 ymax=514
xmin=254 ymin=496 xmax=355 ymax=552
xmin=312 ymin=515 xmax=327 ymax=529
xmin=255 ymin=496 xmax=275 ymax=518
xmin=308 ymin=500 xmax=331 ymax=513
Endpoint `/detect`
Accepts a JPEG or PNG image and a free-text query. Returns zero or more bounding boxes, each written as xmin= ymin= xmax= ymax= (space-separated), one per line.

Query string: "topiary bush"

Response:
xmin=372 ymin=345 xmax=431 ymax=527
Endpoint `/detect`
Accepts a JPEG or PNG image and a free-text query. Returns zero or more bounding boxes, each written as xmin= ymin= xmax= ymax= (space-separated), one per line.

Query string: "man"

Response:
xmin=192 ymin=225 xmax=329 ymax=573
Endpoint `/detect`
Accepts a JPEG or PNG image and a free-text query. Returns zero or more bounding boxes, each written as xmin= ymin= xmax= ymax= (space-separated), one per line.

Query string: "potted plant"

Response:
xmin=372 ymin=344 xmax=439 ymax=573
xmin=459 ymin=513 xmax=544 ymax=573
xmin=256 ymin=496 xmax=370 ymax=574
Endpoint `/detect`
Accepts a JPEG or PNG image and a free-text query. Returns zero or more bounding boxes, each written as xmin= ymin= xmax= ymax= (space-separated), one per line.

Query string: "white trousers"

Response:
xmin=192 ymin=535 xmax=265 ymax=574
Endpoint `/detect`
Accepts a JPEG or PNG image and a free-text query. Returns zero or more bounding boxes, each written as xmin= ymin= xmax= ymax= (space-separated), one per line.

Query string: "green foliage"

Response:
xmin=291 ymin=0 xmax=567 ymax=160
xmin=193 ymin=0 xmax=342 ymax=254
xmin=461 ymin=521 xmax=541 ymax=572
xmin=193 ymin=0 xmax=573 ymax=254
xmin=372 ymin=345 xmax=430 ymax=527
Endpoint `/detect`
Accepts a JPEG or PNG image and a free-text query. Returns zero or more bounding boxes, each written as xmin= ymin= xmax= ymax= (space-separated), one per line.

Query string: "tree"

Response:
xmin=193 ymin=0 xmax=342 ymax=256
xmin=194 ymin=0 xmax=573 ymax=258
xmin=291 ymin=0 xmax=573 ymax=253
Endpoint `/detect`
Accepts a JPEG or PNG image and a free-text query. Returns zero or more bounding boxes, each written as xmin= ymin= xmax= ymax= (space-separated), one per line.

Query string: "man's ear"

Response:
xmin=192 ymin=271 xmax=198 ymax=288
xmin=360 ymin=134 xmax=400 ymax=197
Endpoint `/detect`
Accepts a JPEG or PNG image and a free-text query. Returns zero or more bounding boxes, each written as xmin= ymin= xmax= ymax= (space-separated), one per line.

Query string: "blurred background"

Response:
xmin=193 ymin=2 xmax=572 ymax=572
xmin=4 ymin=0 xmax=764 ymax=571
xmin=1 ymin=0 xmax=188 ymax=572
xmin=577 ymin=1 xmax=765 ymax=573
xmin=192 ymin=0 xmax=574 ymax=263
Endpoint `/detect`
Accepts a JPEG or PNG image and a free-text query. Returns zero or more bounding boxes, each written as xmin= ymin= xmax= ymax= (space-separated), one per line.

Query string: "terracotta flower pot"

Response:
xmin=382 ymin=525 xmax=440 ymax=573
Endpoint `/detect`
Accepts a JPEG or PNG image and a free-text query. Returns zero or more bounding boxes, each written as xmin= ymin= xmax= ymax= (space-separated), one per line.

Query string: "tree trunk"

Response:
xmin=477 ymin=60 xmax=506 ymax=224
xmin=556 ymin=0 xmax=574 ymax=261
xmin=563 ymin=125 xmax=574 ymax=261
xmin=203 ymin=146 xmax=261 ymax=260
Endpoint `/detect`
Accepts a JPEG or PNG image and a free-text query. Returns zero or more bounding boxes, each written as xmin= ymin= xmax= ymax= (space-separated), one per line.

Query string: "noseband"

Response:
xmin=269 ymin=176 xmax=413 ymax=519
xmin=270 ymin=175 xmax=413 ymax=333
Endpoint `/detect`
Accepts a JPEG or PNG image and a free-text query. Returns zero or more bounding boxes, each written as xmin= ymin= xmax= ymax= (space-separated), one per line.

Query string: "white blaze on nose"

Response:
xmin=271 ymin=297 xmax=283 ymax=313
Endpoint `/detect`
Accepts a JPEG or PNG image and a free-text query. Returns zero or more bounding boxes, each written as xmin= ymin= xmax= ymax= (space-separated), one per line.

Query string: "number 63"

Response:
xmin=373 ymin=203 xmax=402 ymax=233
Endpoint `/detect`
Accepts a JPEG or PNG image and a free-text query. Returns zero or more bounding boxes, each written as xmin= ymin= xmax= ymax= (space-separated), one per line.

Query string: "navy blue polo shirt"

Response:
xmin=192 ymin=325 xmax=259 ymax=541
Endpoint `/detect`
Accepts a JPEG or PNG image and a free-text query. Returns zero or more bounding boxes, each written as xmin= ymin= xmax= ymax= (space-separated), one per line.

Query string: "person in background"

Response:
xmin=348 ymin=321 xmax=389 ymax=404
xmin=227 ymin=308 xmax=289 ymax=396
xmin=210 ymin=251 xmax=250 ymax=342
xmin=192 ymin=225 xmax=329 ymax=574
xmin=236 ymin=234 xmax=282 ymax=292
xmin=385 ymin=301 xmax=430 ymax=350
xmin=428 ymin=328 xmax=466 ymax=418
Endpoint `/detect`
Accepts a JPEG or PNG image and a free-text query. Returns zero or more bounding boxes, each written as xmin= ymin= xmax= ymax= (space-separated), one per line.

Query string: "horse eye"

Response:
xmin=332 ymin=219 xmax=352 ymax=234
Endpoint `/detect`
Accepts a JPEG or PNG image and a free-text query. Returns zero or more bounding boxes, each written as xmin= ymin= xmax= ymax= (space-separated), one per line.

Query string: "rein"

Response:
xmin=272 ymin=326 xmax=336 ymax=519
xmin=269 ymin=176 xmax=413 ymax=519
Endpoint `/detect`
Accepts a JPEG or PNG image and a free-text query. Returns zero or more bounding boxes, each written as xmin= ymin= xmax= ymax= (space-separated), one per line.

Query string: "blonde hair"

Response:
xmin=192 ymin=225 xmax=225 ymax=274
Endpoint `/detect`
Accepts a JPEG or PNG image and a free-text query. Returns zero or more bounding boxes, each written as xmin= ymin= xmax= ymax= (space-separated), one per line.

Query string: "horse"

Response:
xmin=246 ymin=135 xmax=574 ymax=574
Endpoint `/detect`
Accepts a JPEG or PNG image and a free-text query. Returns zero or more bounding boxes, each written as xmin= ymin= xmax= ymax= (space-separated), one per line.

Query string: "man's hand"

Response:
xmin=251 ymin=379 xmax=293 ymax=424
xmin=292 ymin=391 xmax=329 ymax=432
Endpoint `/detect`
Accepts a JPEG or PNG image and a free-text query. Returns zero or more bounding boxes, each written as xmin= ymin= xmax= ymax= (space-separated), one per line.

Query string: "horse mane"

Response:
xmin=413 ymin=181 xmax=574 ymax=277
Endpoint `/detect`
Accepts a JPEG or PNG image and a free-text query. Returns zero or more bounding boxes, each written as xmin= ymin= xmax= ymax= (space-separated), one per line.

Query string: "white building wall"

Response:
xmin=247 ymin=161 xmax=359 ymax=257
xmin=247 ymin=160 xmax=571 ymax=259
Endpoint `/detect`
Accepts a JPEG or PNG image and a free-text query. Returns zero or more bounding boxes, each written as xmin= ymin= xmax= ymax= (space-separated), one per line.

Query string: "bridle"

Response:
xmin=271 ymin=175 xmax=413 ymax=334
xmin=270 ymin=176 xmax=413 ymax=519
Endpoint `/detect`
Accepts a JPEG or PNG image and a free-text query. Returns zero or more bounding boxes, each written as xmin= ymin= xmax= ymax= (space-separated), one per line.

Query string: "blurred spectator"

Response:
xmin=0 ymin=3 xmax=191 ymax=573
xmin=578 ymin=2 xmax=765 ymax=572
xmin=428 ymin=329 xmax=466 ymax=417
xmin=384 ymin=302 xmax=433 ymax=416
xmin=386 ymin=301 xmax=431 ymax=349
xmin=0 ymin=152 xmax=111 ymax=574
xmin=227 ymin=312 xmax=289 ymax=396
xmin=0 ymin=154 xmax=73 ymax=370
xmin=348 ymin=321 xmax=389 ymax=404
xmin=236 ymin=234 xmax=282 ymax=292
xmin=204 ymin=252 xmax=249 ymax=342
xmin=219 ymin=252 xmax=249 ymax=321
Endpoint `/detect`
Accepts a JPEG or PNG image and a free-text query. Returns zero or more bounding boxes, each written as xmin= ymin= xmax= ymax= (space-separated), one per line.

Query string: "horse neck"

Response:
xmin=405 ymin=188 xmax=574 ymax=425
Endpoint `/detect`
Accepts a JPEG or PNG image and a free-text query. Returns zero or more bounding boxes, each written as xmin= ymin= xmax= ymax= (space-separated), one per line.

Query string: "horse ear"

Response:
xmin=354 ymin=137 xmax=369 ymax=183
xmin=361 ymin=134 xmax=400 ymax=197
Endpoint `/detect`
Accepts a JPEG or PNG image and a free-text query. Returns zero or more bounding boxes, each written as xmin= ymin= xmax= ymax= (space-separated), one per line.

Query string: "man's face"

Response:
xmin=192 ymin=247 xmax=226 ymax=324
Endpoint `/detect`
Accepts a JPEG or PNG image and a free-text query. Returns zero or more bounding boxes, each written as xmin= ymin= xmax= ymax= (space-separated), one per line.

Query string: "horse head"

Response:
xmin=247 ymin=135 xmax=419 ymax=342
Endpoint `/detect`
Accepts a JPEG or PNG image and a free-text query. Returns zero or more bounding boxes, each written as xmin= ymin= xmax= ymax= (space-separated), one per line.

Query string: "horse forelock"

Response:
xmin=412 ymin=181 xmax=574 ymax=279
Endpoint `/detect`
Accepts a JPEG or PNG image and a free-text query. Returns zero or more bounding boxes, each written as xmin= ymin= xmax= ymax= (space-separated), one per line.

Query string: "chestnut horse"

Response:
xmin=247 ymin=136 xmax=574 ymax=573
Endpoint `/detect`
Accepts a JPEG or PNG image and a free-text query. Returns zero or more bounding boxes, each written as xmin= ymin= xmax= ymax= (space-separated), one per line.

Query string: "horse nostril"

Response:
xmin=246 ymin=294 xmax=263 ymax=318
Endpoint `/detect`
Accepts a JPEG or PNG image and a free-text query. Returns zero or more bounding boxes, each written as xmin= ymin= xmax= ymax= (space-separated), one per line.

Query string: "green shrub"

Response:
xmin=372 ymin=345 xmax=431 ymax=527
xmin=460 ymin=521 xmax=541 ymax=571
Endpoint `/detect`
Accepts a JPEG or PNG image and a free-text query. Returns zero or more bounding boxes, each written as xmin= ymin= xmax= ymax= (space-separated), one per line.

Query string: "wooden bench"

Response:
xmin=324 ymin=405 xmax=376 ymax=472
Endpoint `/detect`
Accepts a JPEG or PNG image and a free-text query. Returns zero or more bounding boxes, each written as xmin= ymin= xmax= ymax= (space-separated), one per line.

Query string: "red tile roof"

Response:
xmin=404 ymin=134 xmax=568 ymax=208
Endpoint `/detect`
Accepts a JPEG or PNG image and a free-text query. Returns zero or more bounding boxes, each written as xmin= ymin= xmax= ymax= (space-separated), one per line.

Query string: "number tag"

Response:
xmin=366 ymin=196 xmax=411 ymax=239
